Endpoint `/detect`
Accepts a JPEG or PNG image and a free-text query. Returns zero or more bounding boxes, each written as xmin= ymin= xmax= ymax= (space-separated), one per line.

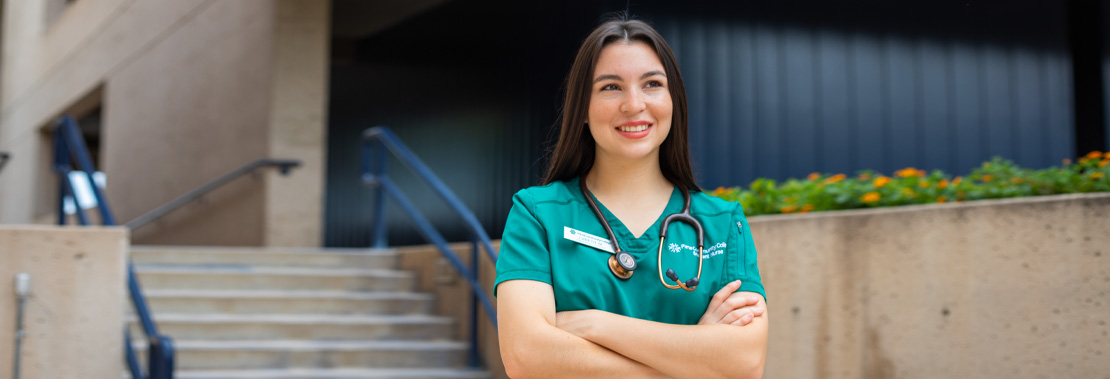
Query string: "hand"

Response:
xmin=697 ymin=280 xmax=764 ymax=326
xmin=556 ymin=309 xmax=600 ymax=339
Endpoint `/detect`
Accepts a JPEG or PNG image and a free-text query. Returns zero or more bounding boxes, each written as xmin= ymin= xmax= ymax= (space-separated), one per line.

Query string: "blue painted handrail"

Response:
xmin=52 ymin=116 xmax=174 ymax=379
xmin=0 ymin=151 xmax=10 ymax=174
xmin=361 ymin=126 xmax=497 ymax=368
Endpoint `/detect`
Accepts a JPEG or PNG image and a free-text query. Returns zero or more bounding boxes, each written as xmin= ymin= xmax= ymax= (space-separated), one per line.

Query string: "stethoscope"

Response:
xmin=580 ymin=179 xmax=704 ymax=291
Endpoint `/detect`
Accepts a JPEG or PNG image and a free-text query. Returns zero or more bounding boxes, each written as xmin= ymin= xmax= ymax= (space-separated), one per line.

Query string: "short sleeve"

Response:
xmin=731 ymin=202 xmax=766 ymax=302
xmin=494 ymin=190 xmax=553 ymax=296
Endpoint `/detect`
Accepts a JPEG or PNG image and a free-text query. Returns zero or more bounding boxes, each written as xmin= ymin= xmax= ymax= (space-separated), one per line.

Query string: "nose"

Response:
xmin=620 ymin=88 xmax=647 ymax=114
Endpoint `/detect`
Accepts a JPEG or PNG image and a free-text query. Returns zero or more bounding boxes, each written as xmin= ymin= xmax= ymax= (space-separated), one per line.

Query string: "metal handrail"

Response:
xmin=124 ymin=158 xmax=300 ymax=230
xmin=361 ymin=126 xmax=497 ymax=368
xmin=0 ymin=151 xmax=10 ymax=173
xmin=52 ymin=115 xmax=174 ymax=379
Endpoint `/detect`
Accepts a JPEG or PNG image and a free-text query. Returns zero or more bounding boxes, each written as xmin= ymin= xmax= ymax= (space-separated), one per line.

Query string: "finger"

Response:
xmin=721 ymin=308 xmax=752 ymax=325
xmin=707 ymin=280 xmax=743 ymax=313
xmin=721 ymin=294 xmax=760 ymax=311
xmin=729 ymin=312 xmax=755 ymax=326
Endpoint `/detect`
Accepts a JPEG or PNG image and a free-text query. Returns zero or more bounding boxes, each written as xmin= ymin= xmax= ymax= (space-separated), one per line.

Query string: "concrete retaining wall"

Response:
xmin=756 ymin=193 xmax=1110 ymax=378
xmin=0 ymin=226 xmax=128 ymax=379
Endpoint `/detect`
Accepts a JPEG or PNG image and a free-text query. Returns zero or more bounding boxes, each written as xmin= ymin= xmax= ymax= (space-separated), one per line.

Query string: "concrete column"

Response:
xmin=0 ymin=226 xmax=128 ymax=379
xmin=263 ymin=0 xmax=330 ymax=246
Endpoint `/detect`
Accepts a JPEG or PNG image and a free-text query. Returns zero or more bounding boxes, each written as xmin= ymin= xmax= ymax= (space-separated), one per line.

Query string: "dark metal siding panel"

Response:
xmin=852 ymin=34 xmax=887 ymax=173
xmin=663 ymin=19 xmax=1074 ymax=187
xmin=818 ymin=30 xmax=854 ymax=176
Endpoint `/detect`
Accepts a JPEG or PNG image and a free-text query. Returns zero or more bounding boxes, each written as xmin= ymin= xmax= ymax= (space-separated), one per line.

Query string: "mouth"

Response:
xmin=614 ymin=122 xmax=653 ymax=139
xmin=617 ymin=124 xmax=650 ymax=133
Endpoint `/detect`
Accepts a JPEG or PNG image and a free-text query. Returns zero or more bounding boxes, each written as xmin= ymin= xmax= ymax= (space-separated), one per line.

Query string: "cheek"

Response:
xmin=650 ymin=94 xmax=674 ymax=122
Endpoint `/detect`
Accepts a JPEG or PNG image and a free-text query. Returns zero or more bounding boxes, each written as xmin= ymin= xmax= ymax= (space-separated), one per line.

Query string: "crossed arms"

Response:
xmin=497 ymin=279 xmax=768 ymax=379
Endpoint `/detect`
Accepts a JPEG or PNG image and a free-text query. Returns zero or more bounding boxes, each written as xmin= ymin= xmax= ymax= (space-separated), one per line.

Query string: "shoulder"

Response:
xmin=690 ymin=190 xmax=743 ymax=217
xmin=513 ymin=179 xmax=582 ymax=208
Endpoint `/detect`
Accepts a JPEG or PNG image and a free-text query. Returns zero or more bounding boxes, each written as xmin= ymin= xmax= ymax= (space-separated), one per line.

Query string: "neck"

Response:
xmin=584 ymin=150 xmax=672 ymax=199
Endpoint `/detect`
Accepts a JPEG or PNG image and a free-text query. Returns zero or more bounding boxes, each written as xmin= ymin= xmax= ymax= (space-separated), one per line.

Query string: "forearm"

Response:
xmin=575 ymin=311 xmax=767 ymax=379
xmin=500 ymin=322 xmax=668 ymax=379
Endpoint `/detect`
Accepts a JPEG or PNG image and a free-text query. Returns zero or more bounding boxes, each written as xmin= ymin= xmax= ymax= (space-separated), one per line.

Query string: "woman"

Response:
xmin=496 ymin=17 xmax=768 ymax=378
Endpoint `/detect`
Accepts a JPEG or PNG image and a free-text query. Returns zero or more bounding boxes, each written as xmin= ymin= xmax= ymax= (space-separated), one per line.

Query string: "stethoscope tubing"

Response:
xmin=580 ymin=178 xmax=705 ymax=290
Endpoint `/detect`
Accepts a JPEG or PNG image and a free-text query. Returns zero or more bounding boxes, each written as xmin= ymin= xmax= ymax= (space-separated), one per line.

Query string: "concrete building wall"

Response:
xmin=0 ymin=225 xmax=129 ymax=379
xmin=0 ymin=0 xmax=328 ymax=246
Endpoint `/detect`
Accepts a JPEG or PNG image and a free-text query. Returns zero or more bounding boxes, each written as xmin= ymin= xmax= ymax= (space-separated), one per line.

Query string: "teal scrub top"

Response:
xmin=495 ymin=177 xmax=765 ymax=325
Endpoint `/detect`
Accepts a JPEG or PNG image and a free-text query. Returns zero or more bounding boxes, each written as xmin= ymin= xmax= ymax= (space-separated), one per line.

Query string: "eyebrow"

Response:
xmin=593 ymin=70 xmax=667 ymax=83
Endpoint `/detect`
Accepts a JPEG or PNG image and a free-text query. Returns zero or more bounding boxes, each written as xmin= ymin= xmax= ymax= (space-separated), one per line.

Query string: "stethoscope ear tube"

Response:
xmin=581 ymin=178 xmax=704 ymax=290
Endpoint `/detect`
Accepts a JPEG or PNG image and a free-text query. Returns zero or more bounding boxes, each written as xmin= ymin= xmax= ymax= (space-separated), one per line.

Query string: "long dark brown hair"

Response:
xmin=541 ymin=17 xmax=700 ymax=192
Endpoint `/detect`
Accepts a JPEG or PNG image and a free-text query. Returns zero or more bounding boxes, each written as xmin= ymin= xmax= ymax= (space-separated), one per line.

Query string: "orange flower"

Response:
xmin=1080 ymin=157 xmax=1090 ymax=164
xmin=1100 ymin=160 xmax=1109 ymax=168
xmin=858 ymin=173 xmax=872 ymax=181
xmin=807 ymin=172 xmax=821 ymax=181
xmin=712 ymin=186 xmax=728 ymax=196
xmin=781 ymin=205 xmax=799 ymax=213
xmin=873 ymin=176 xmax=891 ymax=188
xmin=937 ymin=179 xmax=949 ymax=189
xmin=1104 ymin=152 xmax=1110 ymax=159
xmin=1010 ymin=177 xmax=1023 ymax=184
xmin=824 ymin=174 xmax=846 ymax=184
xmin=800 ymin=204 xmax=815 ymax=213
xmin=918 ymin=180 xmax=930 ymax=188
xmin=896 ymin=168 xmax=923 ymax=178
xmin=861 ymin=192 xmax=881 ymax=203
xmin=952 ymin=176 xmax=963 ymax=186
xmin=1087 ymin=151 xmax=1103 ymax=160
xmin=1093 ymin=172 xmax=1105 ymax=180
xmin=1063 ymin=158 xmax=1072 ymax=165
xmin=981 ymin=175 xmax=993 ymax=182
xmin=937 ymin=196 xmax=948 ymax=203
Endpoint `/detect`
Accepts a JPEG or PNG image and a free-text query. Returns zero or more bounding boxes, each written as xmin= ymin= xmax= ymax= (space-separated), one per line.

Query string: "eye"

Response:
xmin=645 ymin=80 xmax=665 ymax=89
xmin=600 ymin=83 xmax=620 ymax=91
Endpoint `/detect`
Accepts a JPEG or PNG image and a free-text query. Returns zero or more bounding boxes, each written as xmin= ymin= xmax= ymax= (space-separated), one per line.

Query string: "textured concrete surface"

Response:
xmin=0 ymin=0 xmax=330 ymax=247
xmin=263 ymin=0 xmax=330 ymax=247
xmin=398 ymin=241 xmax=505 ymax=379
xmin=753 ymin=193 xmax=1110 ymax=379
xmin=0 ymin=226 xmax=128 ymax=379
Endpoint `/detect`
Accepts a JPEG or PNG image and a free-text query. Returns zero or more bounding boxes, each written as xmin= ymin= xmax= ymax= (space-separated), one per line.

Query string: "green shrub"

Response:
xmin=709 ymin=151 xmax=1110 ymax=217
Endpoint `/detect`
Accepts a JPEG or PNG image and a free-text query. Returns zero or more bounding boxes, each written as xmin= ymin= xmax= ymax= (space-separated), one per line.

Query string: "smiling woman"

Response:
xmin=495 ymin=16 xmax=768 ymax=379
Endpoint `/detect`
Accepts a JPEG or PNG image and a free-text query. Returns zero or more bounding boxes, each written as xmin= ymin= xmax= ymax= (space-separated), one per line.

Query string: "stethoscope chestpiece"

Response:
xmin=608 ymin=250 xmax=636 ymax=279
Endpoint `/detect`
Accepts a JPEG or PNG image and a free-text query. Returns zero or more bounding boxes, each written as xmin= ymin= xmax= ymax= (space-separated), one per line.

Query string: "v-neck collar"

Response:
xmin=575 ymin=177 xmax=683 ymax=250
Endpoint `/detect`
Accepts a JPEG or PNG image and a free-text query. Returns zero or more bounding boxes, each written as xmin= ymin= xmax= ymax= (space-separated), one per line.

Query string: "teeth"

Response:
xmin=618 ymin=125 xmax=649 ymax=132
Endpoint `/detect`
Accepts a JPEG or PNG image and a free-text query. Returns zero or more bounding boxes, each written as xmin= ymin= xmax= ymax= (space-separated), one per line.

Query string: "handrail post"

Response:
xmin=53 ymin=129 xmax=68 ymax=225
xmin=469 ymin=239 xmax=480 ymax=368
xmin=58 ymin=116 xmax=116 ymax=225
xmin=368 ymin=139 xmax=388 ymax=248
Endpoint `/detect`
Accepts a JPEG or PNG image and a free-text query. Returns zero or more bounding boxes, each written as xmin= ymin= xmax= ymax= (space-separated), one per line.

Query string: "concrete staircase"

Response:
xmin=128 ymin=246 xmax=490 ymax=379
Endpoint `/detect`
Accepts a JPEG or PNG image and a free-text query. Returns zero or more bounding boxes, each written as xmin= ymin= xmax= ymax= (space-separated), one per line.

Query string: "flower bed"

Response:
xmin=710 ymin=151 xmax=1110 ymax=216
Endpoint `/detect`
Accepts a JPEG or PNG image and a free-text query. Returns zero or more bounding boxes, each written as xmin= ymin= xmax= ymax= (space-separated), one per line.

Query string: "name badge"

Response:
xmin=563 ymin=226 xmax=615 ymax=253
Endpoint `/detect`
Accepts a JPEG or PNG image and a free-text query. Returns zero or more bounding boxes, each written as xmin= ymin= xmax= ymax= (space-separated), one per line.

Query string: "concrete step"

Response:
xmin=133 ymin=340 xmax=471 ymax=370
xmin=135 ymin=265 xmax=416 ymax=292
xmin=142 ymin=289 xmax=434 ymax=315
xmin=127 ymin=368 xmax=490 ymax=379
xmin=130 ymin=246 xmax=398 ymax=270
xmin=129 ymin=314 xmax=455 ymax=341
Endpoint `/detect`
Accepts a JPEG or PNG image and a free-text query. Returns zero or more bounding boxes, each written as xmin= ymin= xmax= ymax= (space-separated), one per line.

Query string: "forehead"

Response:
xmin=593 ymin=40 xmax=665 ymax=78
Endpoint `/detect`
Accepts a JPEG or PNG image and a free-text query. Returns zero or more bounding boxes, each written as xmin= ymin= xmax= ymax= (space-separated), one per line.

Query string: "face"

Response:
xmin=587 ymin=40 xmax=673 ymax=163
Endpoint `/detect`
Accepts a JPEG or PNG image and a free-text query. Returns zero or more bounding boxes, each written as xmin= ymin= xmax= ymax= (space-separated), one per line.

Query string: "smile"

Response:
xmin=617 ymin=124 xmax=650 ymax=132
